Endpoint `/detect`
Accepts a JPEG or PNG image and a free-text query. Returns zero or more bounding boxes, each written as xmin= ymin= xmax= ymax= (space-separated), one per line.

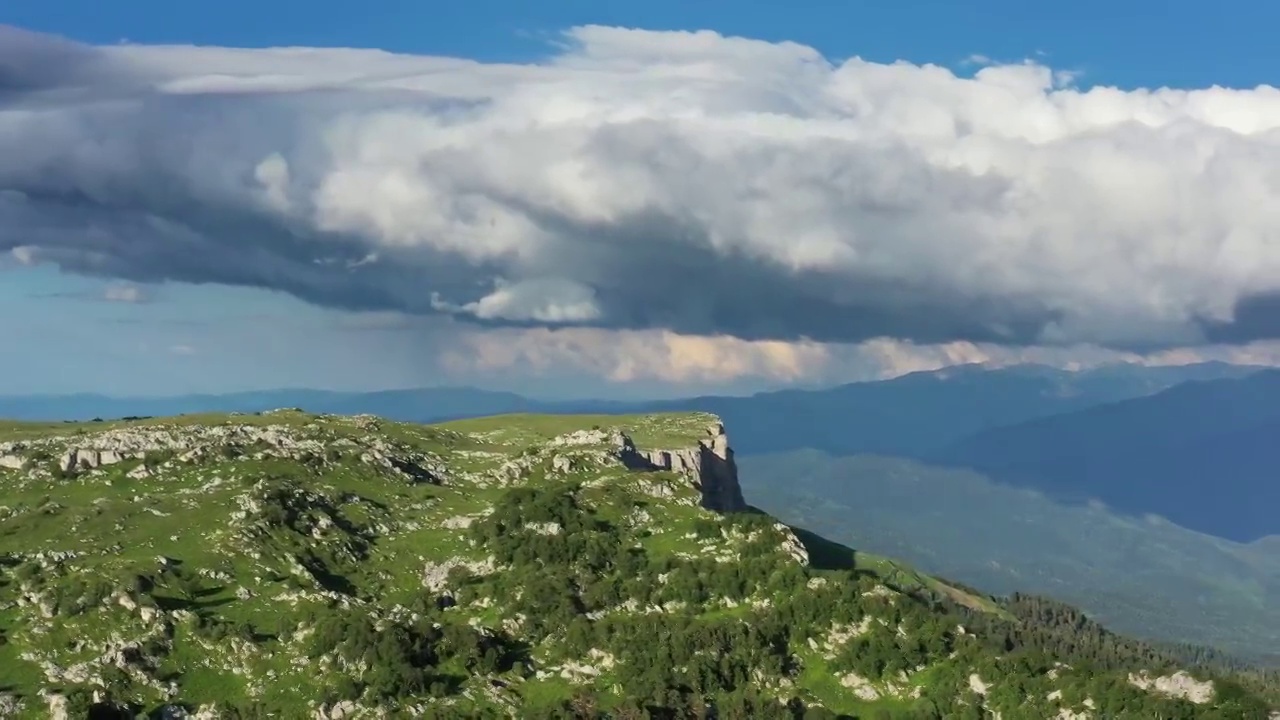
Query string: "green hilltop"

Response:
xmin=0 ymin=411 xmax=1273 ymax=718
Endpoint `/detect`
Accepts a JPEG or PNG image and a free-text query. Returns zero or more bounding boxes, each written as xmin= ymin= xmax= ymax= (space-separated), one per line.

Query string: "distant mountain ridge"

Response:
xmin=4 ymin=362 xmax=1262 ymax=457
xmin=0 ymin=387 xmax=543 ymax=424
xmin=638 ymin=361 xmax=1266 ymax=459
xmin=935 ymin=369 xmax=1280 ymax=541
xmin=4 ymin=362 xmax=1270 ymax=543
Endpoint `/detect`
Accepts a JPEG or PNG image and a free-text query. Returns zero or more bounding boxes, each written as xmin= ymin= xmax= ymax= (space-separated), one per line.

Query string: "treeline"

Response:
xmin=982 ymin=594 xmax=1280 ymax=703
xmin=455 ymin=485 xmax=1271 ymax=719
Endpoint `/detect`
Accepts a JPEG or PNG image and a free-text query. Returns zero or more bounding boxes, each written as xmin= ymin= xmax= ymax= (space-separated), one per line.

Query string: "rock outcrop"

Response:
xmin=59 ymin=448 xmax=136 ymax=473
xmin=0 ymin=421 xmax=447 ymax=484
xmin=1128 ymin=670 xmax=1214 ymax=704
xmin=620 ymin=422 xmax=746 ymax=513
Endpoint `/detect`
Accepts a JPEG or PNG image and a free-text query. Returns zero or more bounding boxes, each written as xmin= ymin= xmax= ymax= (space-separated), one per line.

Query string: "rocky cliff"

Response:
xmin=619 ymin=421 xmax=747 ymax=513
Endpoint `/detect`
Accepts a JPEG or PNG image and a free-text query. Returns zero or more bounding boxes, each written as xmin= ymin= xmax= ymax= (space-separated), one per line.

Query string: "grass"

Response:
xmin=0 ymin=409 xmax=1135 ymax=717
xmin=0 ymin=410 xmax=738 ymax=710
xmin=437 ymin=412 xmax=721 ymax=449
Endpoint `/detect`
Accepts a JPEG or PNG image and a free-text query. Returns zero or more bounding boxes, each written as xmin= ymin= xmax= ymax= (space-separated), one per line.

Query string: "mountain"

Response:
xmin=0 ymin=387 xmax=543 ymax=424
xmin=934 ymin=369 xmax=1280 ymax=542
xmin=2 ymin=362 xmax=1262 ymax=458
xmin=643 ymin=362 xmax=1266 ymax=459
xmin=738 ymin=450 xmax=1280 ymax=666
xmin=1 ymin=412 xmax=1273 ymax=718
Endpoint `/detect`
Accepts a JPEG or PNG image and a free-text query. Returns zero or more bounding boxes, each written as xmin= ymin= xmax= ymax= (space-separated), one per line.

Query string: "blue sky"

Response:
xmin=2 ymin=1 xmax=1279 ymax=397
xmin=5 ymin=0 xmax=1278 ymax=89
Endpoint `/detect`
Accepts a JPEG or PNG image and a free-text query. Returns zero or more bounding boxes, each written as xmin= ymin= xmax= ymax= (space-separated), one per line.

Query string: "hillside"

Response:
xmin=0 ymin=412 xmax=1273 ymax=718
xmin=738 ymin=451 xmax=1280 ymax=665
xmin=640 ymin=362 xmax=1266 ymax=459
xmin=934 ymin=369 xmax=1280 ymax=542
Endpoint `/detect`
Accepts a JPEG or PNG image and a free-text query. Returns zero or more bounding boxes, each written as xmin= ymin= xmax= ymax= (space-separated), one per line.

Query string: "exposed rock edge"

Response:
xmin=618 ymin=421 xmax=747 ymax=513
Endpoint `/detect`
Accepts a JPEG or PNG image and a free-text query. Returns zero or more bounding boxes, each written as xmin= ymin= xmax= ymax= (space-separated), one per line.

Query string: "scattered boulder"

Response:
xmin=1128 ymin=670 xmax=1214 ymax=704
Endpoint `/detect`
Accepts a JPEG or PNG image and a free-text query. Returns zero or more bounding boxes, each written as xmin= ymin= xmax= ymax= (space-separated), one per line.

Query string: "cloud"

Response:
xmin=431 ymin=277 xmax=601 ymax=323
xmin=5 ymin=24 xmax=1280 ymax=350
xmin=102 ymin=283 xmax=147 ymax=303
xmin=446 ymin=327 xmax=829 ymax=384
xmin=7 ymin=246 xmax=36 ymax=267
xmin=441 ymin=327 xmax=1280 ymax=389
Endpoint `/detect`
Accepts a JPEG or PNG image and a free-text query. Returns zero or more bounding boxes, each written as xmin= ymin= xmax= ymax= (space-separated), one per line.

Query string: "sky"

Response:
xmin=4 ymin=1 xmax=1280 ymax=397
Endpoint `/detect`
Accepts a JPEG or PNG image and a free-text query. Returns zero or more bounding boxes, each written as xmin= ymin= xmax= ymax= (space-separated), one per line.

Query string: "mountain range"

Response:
xmin=2 ymin=362 xmax=1262 ymax=452
xmin=5 ymin=360 xmax=1279 ymax=667
xmin=0 ymin=410 xmax=1274 ymax=717
xmin=933 ymin=368 xmax=1280 ymax=542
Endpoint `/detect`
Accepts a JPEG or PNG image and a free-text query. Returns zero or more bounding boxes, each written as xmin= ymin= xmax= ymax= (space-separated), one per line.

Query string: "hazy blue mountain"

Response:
xmin=738 ymin=450 xmax=1280 ymax=665
xmin=639 ymin=361 xmax=1265 ymax=458
xmin=0 ymin=387 xmax=543 ymax=423
xmin=3 ymin=362 xmax=1261 ymax=454
xmin=934 ymin=369 xmax=1280 ymax=541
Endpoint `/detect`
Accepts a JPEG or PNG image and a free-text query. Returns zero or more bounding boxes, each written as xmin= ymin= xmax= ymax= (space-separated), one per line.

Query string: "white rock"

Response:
xmin=0 ymin=693 xmax=23 ymax=718
xmin=1128 ymin=670 xmax=1214 ymax=704
xmin=329 ymin=700 xmax=357 ymax=719
xmin=839 ymin=672 xmax=880 ymax=700
xmin=41 ymin=692 xmax=68 ymax=720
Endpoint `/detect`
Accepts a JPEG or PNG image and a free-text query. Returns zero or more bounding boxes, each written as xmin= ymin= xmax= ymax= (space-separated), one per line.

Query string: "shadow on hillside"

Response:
xmin=299 ymin=555 xmax=358 ymax=596
xmin=154 ymin=585 xmax=234 ymax=613
xmin=742 ymin=505 xmax=860 ymax=573
xmin=90 ymin=703 xmax=140 ymax=719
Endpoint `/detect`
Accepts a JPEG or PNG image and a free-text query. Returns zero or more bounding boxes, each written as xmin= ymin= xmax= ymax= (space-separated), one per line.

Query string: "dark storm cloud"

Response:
xmin=5 ymin=24 xmax=1280 ymax=349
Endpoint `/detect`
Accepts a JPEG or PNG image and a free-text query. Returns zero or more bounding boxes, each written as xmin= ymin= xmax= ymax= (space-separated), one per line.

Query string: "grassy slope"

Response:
xmin=0 ymin=411 xmax=1267 ymax=718
xmin=738 ymin=450 xmax=1280 ymax=664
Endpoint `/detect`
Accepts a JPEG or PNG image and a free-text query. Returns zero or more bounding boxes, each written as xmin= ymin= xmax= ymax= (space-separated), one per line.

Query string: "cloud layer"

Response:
xmin=445 ymin=326 xmax=830 ymax=384
xmin=6 ymin=24 xmax=1280 ymax=350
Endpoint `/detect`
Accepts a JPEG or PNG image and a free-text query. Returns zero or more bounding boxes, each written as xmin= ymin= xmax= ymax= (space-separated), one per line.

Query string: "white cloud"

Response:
xmin=102 ymin=283 xmax=147 ymax=303
xmin=8 ymin=246 xmax=37 ymax=266
xmin=445 ymin=326 xmax=829 ymax=384
xmin=5 ymin=24 xmax=1280 ymax=350
xmin=440 ymin=327 xmax=1280 ymax=389
xmin=432 ymin=277 xmax=601 ymax=323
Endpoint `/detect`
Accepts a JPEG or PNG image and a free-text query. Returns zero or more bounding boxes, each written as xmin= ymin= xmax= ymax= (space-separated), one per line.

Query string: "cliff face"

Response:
xmin=619 ymin=421 xmax=747 ymax=513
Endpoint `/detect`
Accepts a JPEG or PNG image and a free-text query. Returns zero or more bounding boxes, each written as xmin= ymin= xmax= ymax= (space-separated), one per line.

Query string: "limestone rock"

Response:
xmin=839 ymin=672 xmax=880 ymax=700
xmin=39 ymin=692 xmax=68 ymax=720
xmin=617 ymin=422 xmax=746 ymax=513
xmin=422 ymin=557 xmax=497 ymax=592
xmin=193 ymin=706 xmax=223 ymax=720
xmin=325 ymin=700 xmax=357 ymax=719
xmin=1128 ymin=670 xmax=1214 ymax=704
xmin=0 ymin=693 xmax=23 ymax=718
